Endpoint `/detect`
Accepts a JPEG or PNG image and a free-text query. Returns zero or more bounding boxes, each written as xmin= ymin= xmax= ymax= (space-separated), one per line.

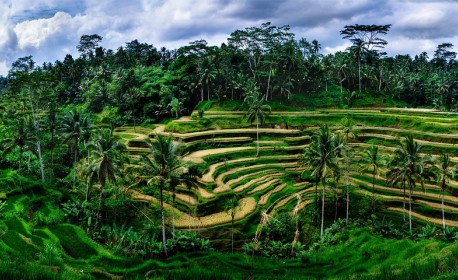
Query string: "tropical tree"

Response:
xmin=84 ymin=128 xmax=126 ymax=227
xmin=436 ymin=154 xmax=454 ymax=235
xmin=336 ymin=117 xmax=357 ymax=143
xmin=360 ymin=145 xmax=384 ymax=211
xmin=244 ymin=81 xmax=271 ymax=157
xmin=1 ymin=118 xmax=33 ymax=170
xmin=387 ymin=135 xmax=434 ymax=234
xmin=140 ymin=134 xmax=186 ymax=256
xmin=61 ymin=110 xmax=92 ymax=172
xmin=303 ymin=125 xmax=341 ymax=238
xmin=225 ymin=193 xmax=241 ymax=254
xmin=340 ymin=24 xmax=391 ymax=92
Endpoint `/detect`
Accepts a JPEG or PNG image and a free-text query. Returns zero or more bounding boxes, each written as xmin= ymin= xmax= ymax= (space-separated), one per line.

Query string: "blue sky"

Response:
xmin=1 ymin=0 xmax=458 ymax=75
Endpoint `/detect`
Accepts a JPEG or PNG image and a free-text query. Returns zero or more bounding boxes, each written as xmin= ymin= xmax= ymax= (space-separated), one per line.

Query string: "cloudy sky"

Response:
xmin=1 ymin=0 xmax=457 ymax=75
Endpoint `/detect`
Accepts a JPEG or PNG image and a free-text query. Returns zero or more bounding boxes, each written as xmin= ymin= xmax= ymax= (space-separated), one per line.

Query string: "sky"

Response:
xmin=1 ymin=0 xmax=458 ymax=75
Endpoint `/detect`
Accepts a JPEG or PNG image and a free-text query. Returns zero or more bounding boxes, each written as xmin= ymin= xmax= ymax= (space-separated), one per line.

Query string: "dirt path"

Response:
xmin=225 ymin=169 xmax=277 ymax=187
xmin=247 ymin=178 xmax=282 ymax=194
xmin=387 ymin=207 xmax=458 ymax=227
xmin=234 ymin=175 xmax=281 ymax=193
xmin=354 ymin=190 xmax=458 ymax=212
xmin=201 ymin=155 xmax=296 ymax=183
xmin=174 ymin=197 xmax=257 ymax=228
xmin=185 ymin=147 xmax=254 ymax=164
xmin=351 ymin=177 xmax=458 ymax=205
xmin=200 ymin=156 xmax=258 ymax=181
xmin=213 ymin=162 xmax=296 ymax=193
xmin=129 ymin=189 xmax=258 ymax=228
xmin=259 ymin=184 xmax=286 ymax=205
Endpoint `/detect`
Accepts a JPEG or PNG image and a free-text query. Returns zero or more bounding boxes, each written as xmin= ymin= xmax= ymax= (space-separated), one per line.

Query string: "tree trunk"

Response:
xmin=256 ymin=115 xmax=259 ymax=157
xmin=372 ymin=167 xmax=376 ymax=211
xmin=201 ymin=87 xmax=204 ymax=102
xmin=37 ymin=140 xmax=45 ymax=183
xmin=402 ymin=181 xmax=406 ymax=222
xmin=358 ymin=58 xmax=361 ymax=92
xmin=320 ymin=177 xmax=326 ymax=239
xmin=95 ymin=183 xmax=105 ymax=228
xmin=207 ymin=79 xmax=210 ymax=101
xmin=408 ymin=183 xmax=412 ymax=234
xmin=231 ymin=216 xmax=234 ymax=254
xmin=50 ymin=130 xmax=55 ymax=180
xmin=265 ymin=66 xmax=272 ymax=101
xmin=160 ymin=184 xmax=168 ymax=256
xmin=442 ymin=189 xmax=446 ymax=234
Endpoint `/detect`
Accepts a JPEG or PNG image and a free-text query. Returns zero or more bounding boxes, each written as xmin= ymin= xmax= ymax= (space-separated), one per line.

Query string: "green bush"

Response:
xmin=50 ymin=224 xmax=99 ymax=259
xmin=164 ymin=122 xmax=180 ymax=133
xmin=37 ymin=241 xmax=63 ymax=266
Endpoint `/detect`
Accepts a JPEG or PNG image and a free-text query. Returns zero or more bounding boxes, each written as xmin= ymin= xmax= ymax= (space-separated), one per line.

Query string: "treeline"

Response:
xmin=2 ymin=23 xmax=458 ymax=123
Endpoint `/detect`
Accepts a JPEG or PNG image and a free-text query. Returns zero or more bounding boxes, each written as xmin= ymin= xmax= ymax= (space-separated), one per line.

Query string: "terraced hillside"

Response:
xmin=116 ymin=107 xmax=458 ymax=233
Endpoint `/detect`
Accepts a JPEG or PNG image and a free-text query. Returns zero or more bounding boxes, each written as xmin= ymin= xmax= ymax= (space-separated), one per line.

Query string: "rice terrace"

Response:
xmin=3 ymin=9 xmax=458 ymax=280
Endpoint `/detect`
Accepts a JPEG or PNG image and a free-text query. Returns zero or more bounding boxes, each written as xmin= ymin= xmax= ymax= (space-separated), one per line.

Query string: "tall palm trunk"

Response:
xmin=402 ymin=181 xmax=406 ymax=222
xmin=37 ymin=140 xmax=45 ymax=182
xmin=256 ymin=115 xmax=259 ymax=157
xmin=408 ymin=181 xmax=413 ymax=234
xmin=372 ymin=166 xmax=376 ymax=211
xmin=321 ymin=177 xmax=326 ymax=238
xmin=345 ymin=168 xmax=350 ymax=225
xmin=231 ymin=215 xmax=235 ymax=254
xmin=50 ymin=129 xmax=55 ymax=180
xmin=160 ymin=183 xmax=168 ymax=256
xmin=442 ymin=188 xmax=446 ymax=234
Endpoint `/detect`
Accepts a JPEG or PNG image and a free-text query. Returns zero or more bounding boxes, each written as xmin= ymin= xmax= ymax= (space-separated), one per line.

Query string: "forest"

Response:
xmin=1 ymin=22 xmax=458 ymax=279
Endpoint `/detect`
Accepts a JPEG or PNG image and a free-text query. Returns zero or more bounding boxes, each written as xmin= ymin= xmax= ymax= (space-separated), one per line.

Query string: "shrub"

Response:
xmin=165 ymin=122 xmax=180 ymax=133
xmin=418 ymin=224 xmax=437 ymax=240
xmin=37 ymin=241 xmax=63 ymax=266
xmin=198 ymin=108 xmax=205 ymax=118
xmin=372 ymin=219 xmax=406 ymax=239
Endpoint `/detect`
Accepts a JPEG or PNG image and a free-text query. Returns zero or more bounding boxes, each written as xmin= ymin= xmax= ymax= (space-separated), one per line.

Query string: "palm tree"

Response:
xmin=140 ymin=134 xmax=186 ymax=256
xmin=361 ymin=145 xmax=384 ymax=212
xmin=61 ymin=110 xmax=91 ymax=175
xmin=303 ymin=125 xmax=340 ymax=238
xmin=84 ymin=128 xmax=126 ymax=227
xmin=339 ymin=142 xmax=353 ymax=224
xmin=1 ymin=118 xmax=33 ymax=170
xmin=336 ymin=117 xmax=357 ymax=143
xmin=387 ymin=135 xmax=434 ymax=234
xmin=225 ymin=193 xmax=241 ymax=254
xmin=436 ymin=154 xmax=454 ymax=235
xmin=244 ymin=81 xmax=271 ymax=157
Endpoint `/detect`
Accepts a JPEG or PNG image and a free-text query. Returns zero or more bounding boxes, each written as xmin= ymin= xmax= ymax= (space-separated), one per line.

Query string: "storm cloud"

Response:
xmin=1 ymin=0 xmax=458 ymax=74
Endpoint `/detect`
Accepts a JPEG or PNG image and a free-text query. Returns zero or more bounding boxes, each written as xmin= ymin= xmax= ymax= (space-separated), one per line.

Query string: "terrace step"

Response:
xmin=213 ymin=162 xmax=297 ymax=193
xmin=232 ymin=174 xmax=282 ymax=193
xmin=387 ymin=207 xmax=458 ymax=227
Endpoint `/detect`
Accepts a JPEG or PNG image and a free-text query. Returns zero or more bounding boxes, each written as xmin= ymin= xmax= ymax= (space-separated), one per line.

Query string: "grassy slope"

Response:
xmin=4 ymin=98 xmax=458 ymax=279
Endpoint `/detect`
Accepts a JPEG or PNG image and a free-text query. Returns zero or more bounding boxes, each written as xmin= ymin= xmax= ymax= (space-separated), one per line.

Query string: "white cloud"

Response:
xmin=1 ymin=0 xmax=458 ymax=74
xmin=14 ymin=12 xmax=74 ymax=49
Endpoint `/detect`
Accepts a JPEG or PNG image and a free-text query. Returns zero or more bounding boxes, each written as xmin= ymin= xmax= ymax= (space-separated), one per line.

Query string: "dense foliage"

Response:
xmin=2 ymin=22 xmax=458 ymax=279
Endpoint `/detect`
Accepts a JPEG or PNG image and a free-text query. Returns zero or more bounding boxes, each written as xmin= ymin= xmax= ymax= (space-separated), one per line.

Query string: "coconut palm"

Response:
xmin=1 ymin=118 xmax=34 ymax=170
xmin=339 ymin=143 xmax=353 ymax=224
xmin=303 ymin=125 xmax=340 ymax=238
xmin=140 ymin=134 xmax=185 ymax=256
xmin=170 ymin=164 xmax=201 ymax=239
xmin=387 ymin=135 xmax=434 ymax=234
xmin=84 ymin=128 xmax=126 ymax=227
xmin=61 ymin=110 xmax=91 ymax=172
xmin=244 ymin=81 xmax=271 ymax=157
xmin=336 ymin=117 xmax=357 ymax=143
xmin=225 ymin=193 xmax=241 ymax=254
xmin=436 ymin=154 xmax=454 ymax=235
xmin=360 ymin=145 xmax=384 ymax=211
